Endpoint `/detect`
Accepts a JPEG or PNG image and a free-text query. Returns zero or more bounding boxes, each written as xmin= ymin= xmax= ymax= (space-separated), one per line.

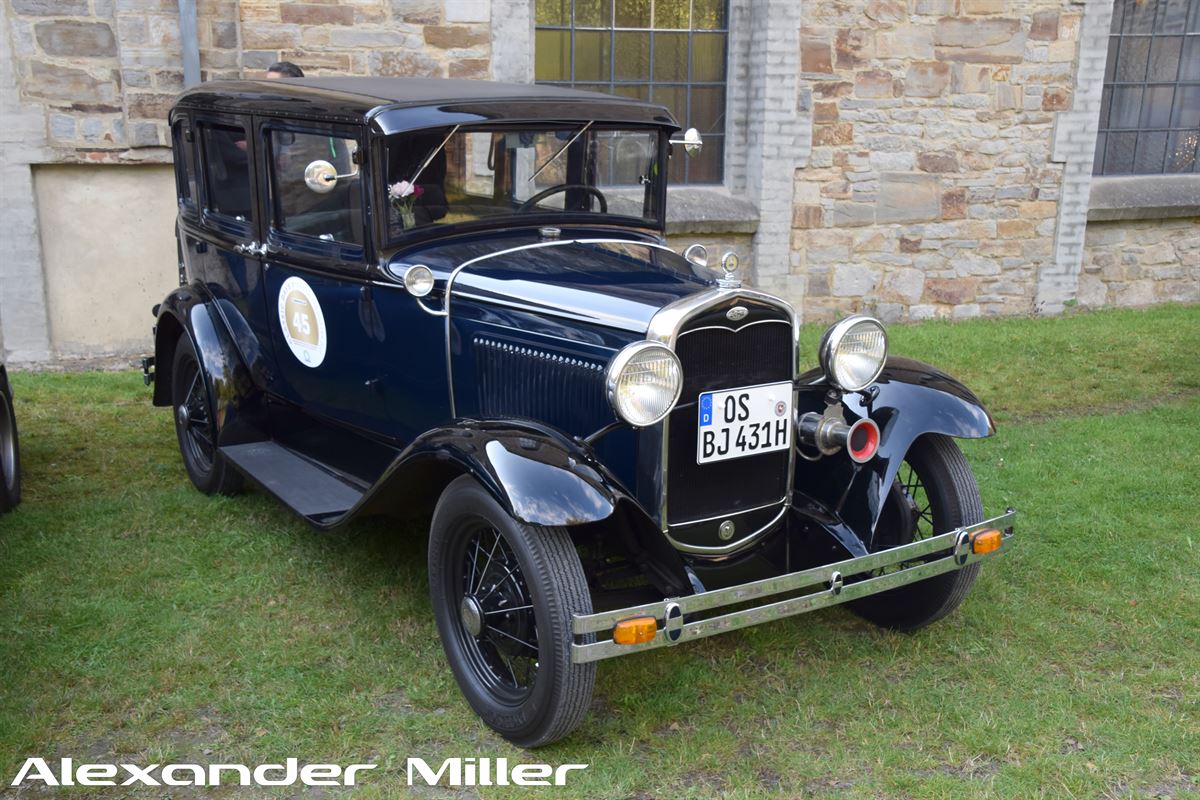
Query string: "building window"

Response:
xmin=534 ymin=0 xmax=728 ymax=184
xmin=1095 ymin=0 xmax=1199 ymax=175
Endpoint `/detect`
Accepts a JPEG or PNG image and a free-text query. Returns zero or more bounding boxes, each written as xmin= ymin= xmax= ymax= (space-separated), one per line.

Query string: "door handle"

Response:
xmin=234 ymin=241 xmax=268 ymax=256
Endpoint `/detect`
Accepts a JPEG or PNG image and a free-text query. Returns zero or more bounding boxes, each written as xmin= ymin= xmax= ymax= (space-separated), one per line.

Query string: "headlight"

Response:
xmin=819 ymin=315 xmax=888 ymax=392
xmin=606 ymin=342 xmax=683 ymax=427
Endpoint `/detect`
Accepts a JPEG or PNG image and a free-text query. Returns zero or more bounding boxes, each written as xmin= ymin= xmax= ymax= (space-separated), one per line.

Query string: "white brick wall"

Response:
xmin=742 ymin=0 xmax=803 ymax=309
xmin=0 ymin=0 xmax=52 ymax=363
xmin=1039 ymin=0 xmax=1114 ymax=313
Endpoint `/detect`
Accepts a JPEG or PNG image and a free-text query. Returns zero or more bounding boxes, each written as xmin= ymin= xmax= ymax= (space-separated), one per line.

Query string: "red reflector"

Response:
xmin=848 ymin=419 xmax=880 ymax=463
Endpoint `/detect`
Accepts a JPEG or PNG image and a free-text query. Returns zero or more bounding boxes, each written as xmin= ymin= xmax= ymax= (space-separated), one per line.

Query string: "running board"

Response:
xmin=220 ymin=441 xmax=364 ymax=522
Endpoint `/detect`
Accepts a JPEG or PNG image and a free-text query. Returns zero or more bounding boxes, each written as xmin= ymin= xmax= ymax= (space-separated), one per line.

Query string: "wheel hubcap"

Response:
xmin=176 ymin=404 xmax=190 ymax=428
xmin=455 ymin=526 xmax=539 ymax=699
xmin=460 ymin=595 xmax=484 ymax=638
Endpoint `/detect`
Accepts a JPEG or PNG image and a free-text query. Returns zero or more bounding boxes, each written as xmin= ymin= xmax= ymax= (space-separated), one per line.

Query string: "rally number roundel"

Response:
xmin=277 ymin=276 xmax=327 ymax=368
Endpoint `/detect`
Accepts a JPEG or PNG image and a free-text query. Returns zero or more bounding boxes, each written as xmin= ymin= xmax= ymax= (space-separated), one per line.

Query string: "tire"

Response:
xmin=428 ymin=475 xmax=595 ymax=748
xmin=171 ymin=335 xmax=243 ymax=496
xmin=0 ymin=386 xmax=21 ymax=513
xmin=848 ymin=434 xmax=983 ymax=632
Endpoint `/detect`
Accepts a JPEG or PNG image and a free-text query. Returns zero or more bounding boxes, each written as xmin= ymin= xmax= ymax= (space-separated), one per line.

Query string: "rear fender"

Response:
xmin=794 ymin=356 xmax=994 ymax=552
xmin=153 ymin=286 xmax=267 ymax=445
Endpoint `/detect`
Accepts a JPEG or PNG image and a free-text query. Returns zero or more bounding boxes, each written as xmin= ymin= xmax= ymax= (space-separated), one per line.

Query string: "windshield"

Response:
xmin=383 ymin=125 xmax=664 ymax=241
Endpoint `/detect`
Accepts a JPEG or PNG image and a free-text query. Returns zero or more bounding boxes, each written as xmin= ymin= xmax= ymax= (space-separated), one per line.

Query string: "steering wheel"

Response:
xmin=517 ymin=184 xmax=608 ymax=214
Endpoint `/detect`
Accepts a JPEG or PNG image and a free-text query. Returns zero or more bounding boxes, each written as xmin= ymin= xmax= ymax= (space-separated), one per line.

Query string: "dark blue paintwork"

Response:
xmin=154 ymin=79 xmax=1000 ymax=600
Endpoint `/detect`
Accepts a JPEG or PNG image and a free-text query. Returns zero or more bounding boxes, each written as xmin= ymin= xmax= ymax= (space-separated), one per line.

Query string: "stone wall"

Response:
xmin=1078 ymin=218 xmax=1200 ymax=308
xmin=6 ymin=0 xmax=493 ymax=160
xmin=791 ymin=0 xmax=1084 ymax=322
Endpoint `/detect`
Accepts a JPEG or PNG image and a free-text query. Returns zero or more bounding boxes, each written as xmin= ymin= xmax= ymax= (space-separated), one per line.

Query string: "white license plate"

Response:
xmin=696 ymin=381 xmax=793 ymax=464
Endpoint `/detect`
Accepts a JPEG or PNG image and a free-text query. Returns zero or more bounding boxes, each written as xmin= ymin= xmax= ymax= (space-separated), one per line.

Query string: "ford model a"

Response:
xmin=146 ymin=78 xmax=1016 ymax=747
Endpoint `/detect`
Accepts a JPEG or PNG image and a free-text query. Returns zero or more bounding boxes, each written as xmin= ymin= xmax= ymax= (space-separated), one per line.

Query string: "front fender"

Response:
xmin=348 ymin=419 xmax=693 ymax=595
xmin=356 ymin=419 xmax=620 ymax=528
xmin=795 ymin=356 xmax=994 ymax=551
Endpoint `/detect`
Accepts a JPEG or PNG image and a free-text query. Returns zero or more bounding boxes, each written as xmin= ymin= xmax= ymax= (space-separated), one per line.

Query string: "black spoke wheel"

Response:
xmin=429 ymin=475 xmax=595 ymax=747
xmin=849 ymin=434 xmax=984 ymax=631
xmin=171 ymin=336 xmax=242 ymax=496
xmin=0 ymin=382 xmax=21 ymax=513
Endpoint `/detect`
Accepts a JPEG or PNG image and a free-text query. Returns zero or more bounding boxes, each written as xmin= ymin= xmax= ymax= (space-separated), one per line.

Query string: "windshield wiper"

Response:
xmin=408 ymin=124 xmax=460 ymax=184
xmin=528 ymin=122 xmax=593 ymax=183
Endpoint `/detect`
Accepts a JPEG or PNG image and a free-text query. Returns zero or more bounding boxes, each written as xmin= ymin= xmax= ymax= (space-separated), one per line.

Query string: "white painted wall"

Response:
xmin=33 ymin=164 xmax=178 ymax=359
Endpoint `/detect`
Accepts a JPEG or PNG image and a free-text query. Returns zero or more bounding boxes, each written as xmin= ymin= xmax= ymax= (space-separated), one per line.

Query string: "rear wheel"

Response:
xmin=428 ymin=475 xmax=595 ymax=747
xmin=171 ymin=336 xmax=242 ymax=496
xmin=0 ymin=386 xmax=21 ymax=512
xmin=848 ymin=434 xmax=983 ymax=631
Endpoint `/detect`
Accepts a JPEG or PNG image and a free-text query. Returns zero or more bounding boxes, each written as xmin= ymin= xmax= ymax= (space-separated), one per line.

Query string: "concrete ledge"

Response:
xmin=1088 ymin=174 xmax=1200 ymax=221
xmin=665 ymin=187 xmax=760 ymax=235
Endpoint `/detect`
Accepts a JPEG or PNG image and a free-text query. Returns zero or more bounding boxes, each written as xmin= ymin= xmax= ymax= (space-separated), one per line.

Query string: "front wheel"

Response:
xmin=428 ymin=475 xmax=595 ymax=748
xmin=848 ymin=434 xmax=983 ymax=631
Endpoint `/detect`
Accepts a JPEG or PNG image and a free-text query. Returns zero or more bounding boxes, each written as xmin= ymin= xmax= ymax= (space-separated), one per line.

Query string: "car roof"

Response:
xmin=172 ymin=77 xmax=679 ymax=134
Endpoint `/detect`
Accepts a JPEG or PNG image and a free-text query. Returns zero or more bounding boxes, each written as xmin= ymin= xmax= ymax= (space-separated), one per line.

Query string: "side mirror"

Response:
xmin=670 ymin=127 xmax=703 ymax=157
xmin=304 ymin=160 xmax=338 ymax=194
xmin=304 ymin=154 xmax=359 ymax=194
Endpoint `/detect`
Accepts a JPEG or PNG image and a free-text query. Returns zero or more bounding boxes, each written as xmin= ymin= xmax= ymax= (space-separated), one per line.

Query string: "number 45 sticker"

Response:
xmin=278 ymin=276 xmax=327 ymax=368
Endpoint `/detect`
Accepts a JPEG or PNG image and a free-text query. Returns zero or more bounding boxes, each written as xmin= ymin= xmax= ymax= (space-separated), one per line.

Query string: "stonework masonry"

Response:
xmin=7 ymin=0 xmax=494 ymax=159
xmin=1078 ymin=218 xmax=1200 ymax=308
xmin=791 ymin=0 xmax=1090 ymax=322
xmin=0 ymin=0 xmax=1195 ymax=362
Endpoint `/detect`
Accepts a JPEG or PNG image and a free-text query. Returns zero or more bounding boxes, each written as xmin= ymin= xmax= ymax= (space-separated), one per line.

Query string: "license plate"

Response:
xmin=696 ymin=381 xmax=793 ymax=464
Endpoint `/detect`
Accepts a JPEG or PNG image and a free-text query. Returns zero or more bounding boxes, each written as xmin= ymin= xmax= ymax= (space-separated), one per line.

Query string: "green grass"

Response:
xmin=1 ymin=305 xmax=1198 ymax=798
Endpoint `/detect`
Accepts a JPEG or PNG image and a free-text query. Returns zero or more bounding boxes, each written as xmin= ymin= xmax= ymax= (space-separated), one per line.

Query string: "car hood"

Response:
xmin=394 ymin=237 xmax=713 ymax=333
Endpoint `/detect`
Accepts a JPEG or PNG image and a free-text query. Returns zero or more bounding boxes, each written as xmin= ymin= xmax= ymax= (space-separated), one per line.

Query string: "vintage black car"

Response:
xmin=146 ymin=78 xmax=1016 ymax=747
xmin=0 ymin=360 xmax=20 ymax=514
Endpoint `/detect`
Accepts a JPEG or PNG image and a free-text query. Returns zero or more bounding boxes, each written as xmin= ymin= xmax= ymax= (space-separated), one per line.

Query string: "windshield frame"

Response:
xmin=373 ymin=121 xmax=671 ymax=249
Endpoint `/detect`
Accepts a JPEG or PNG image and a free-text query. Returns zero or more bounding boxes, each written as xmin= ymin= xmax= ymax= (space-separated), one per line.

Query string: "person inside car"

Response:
xmin=266 ymin=61 xmax=304 ymax=79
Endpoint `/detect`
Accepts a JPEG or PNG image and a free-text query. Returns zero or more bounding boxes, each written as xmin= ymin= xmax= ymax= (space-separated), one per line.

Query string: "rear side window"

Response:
xmin=269 ymin=129 xmax=363 ymax=245
xmin=199 ymin=123 xmax=254 ymax=221
xmin=171 ymin=121 xmax=196 ymax=209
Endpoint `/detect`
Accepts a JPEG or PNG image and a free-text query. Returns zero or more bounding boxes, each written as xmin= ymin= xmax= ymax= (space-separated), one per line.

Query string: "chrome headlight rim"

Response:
xmin=606 ymin=341 xmax=683 ymax=428
xmin=819 ymin=315 xmax=889 ymax=392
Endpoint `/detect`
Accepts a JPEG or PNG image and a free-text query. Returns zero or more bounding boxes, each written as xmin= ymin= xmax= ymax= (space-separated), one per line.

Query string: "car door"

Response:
xmin=254 ymin=119 xmax=393 ymax=434
xmin=189 ymin=113 xmax=276 ymax=380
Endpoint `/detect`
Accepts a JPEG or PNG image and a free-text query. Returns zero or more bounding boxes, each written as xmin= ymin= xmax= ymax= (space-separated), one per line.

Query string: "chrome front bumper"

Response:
xmin=570 ymin=509 xmax=1016 ymax=664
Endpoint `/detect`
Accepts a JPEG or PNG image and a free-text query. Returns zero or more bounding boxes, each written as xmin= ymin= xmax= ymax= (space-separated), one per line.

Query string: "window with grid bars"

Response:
xmin=1095 ymin=0 xmax=1200 ymax=174
xmin=534 ymin=0 xmax=728 ymax=184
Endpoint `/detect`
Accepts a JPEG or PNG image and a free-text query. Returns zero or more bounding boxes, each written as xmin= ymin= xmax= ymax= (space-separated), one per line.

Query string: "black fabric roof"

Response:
xmin=285 ymin=77 xmax=641 ymax=106
xmin=172 ymin=78 xmax=677 ymax=132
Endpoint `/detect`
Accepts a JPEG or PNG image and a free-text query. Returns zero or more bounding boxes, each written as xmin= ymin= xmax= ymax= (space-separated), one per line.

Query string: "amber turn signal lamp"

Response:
xmin=971 ymin=528 xmax=1002 ymax=555
xmin=613 ymin=616 xmax=658 ymax=645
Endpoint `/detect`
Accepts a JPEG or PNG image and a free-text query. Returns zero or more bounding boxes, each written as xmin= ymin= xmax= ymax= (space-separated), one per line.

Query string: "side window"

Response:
xmin=269 ymin=130 xmax=363 ymax=246
xmin=199 ymin=123 xmax=254 ymax=221
xmin=171 ymin=120 xmax=197 ymax=210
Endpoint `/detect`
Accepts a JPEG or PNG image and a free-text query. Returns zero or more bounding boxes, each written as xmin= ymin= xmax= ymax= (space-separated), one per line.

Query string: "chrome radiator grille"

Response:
xmin=665 ymin=318 xmax=794 ymax=526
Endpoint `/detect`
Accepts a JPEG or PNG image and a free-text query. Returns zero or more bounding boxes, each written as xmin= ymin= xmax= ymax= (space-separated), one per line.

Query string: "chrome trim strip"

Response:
xmin=452 ymin=290 xmax=648 ymax=333
xmin=570 ymin=510 xmax=1016 ymax=662
xmin=667 ymin=495 xmax=789 ymax=529
xmin=442 ymin=237 xmax=690 ymax=417
xmin=646 ymin=288 xmax=800 ymax=551
xmin=679 ymin=318 xmax=793 ymax=337
xmin=665 ymin=502 xmax=790 ymax=555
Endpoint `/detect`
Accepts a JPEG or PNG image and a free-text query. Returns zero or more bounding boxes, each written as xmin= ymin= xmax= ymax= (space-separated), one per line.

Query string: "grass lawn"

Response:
xmin=1 ymin=304 xmax=1198 ymax=799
